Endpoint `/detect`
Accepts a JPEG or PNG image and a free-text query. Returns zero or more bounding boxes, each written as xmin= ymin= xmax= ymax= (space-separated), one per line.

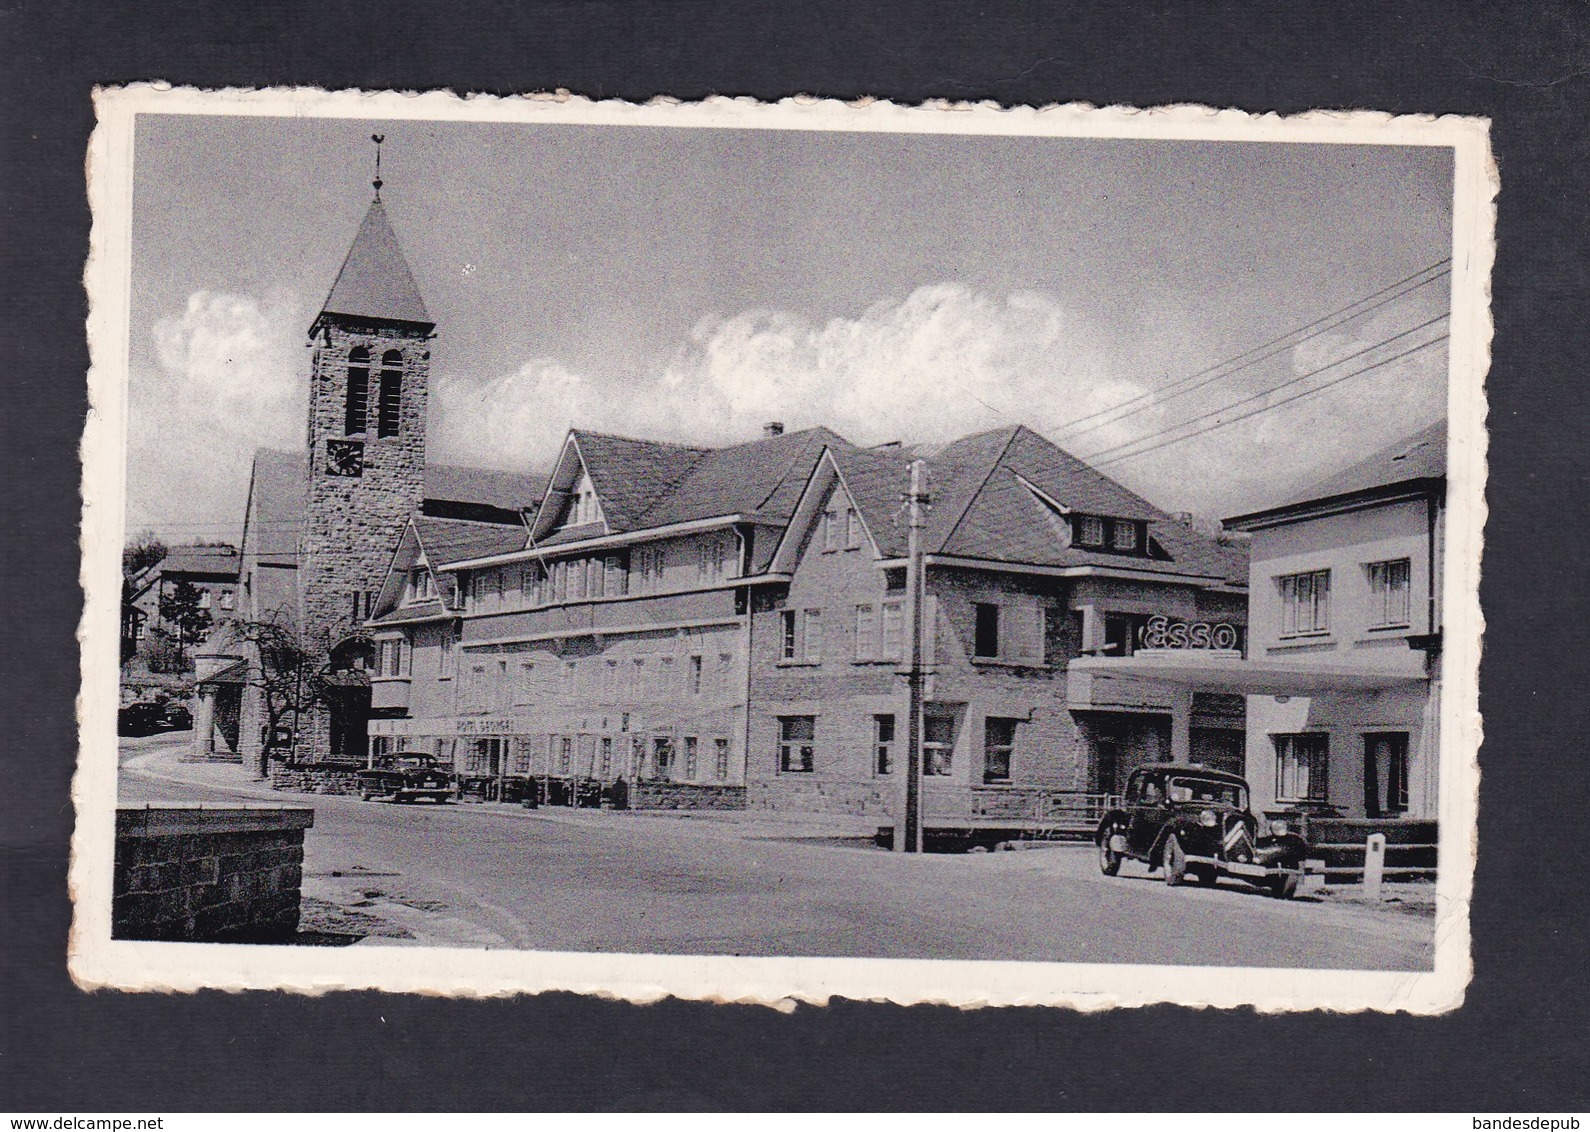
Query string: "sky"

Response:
xmin=125 ymin=113 xmax=1455 ymax=544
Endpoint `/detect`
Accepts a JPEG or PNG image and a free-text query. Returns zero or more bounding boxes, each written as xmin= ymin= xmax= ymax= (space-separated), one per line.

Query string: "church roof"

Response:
xmin=315 ymin=199 xmax=431 ymax=330
xmin=241 ymin=449 xmax=307 ymax=567
xmin=423 ymin=466 xmax=545 ymax=515
xmin=240 ymin=448 xmax=543 ymax=569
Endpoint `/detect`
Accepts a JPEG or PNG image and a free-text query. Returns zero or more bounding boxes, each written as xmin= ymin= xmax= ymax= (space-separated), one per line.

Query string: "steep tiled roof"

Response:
xmin=637 ymin=427 xmax=849 ymax=528
xmin=368 ymin=598 xmax=447 ymax=626
xmin=571 ymin=431 xmax=710 ymax=532
xmin=424 ymin=465 xmax=545 ymax=513
xmin=830 ymin=445 xmax=913 ymax=557
xmin=242 ymin=449 xmax=306 ymax=566
xmin=824 ymin=425 xmax=1243 ymax=581
xmin=413 ymin=516 xmax=528 ymax=566
xmin=317 ymin=200 xmax=431 ymax=328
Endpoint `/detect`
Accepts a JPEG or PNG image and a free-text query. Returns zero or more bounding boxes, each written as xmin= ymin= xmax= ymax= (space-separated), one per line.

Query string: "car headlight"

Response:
xmin=1268 ymin=819 xmax=1289 ymax=837
xmin=1199 ymin=809 xmax=1218 ymax=828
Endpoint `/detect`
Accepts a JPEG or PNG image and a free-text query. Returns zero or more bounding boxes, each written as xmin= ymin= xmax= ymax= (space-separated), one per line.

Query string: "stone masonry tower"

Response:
xmin=300 ymin=193 xmax=434 ymax=762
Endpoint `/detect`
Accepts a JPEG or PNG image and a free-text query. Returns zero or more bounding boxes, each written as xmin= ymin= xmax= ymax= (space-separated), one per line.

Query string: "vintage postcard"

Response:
xmin=72 ymin=86 xmax=1491 ymax=1011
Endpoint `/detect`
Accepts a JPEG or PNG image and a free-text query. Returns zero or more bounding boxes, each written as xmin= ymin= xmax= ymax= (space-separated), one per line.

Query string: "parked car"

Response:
xmin=117 ymin=701 xmax=167 ymax=736
xmin=1095 ymin=763 xmax=1309 ymax=898
xmin=357 ymin=754 xmax=455 ymax=803
xmin=161 ymin=702 xmax=193 ymax=730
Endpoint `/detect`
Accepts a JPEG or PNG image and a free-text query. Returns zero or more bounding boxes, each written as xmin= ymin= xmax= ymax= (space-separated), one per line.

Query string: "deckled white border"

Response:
xmin=73 ymin=85 xmax=1492 ymax=1012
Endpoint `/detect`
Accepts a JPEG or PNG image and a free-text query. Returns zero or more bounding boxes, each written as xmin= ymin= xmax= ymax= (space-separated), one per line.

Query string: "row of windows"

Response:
xmin=343 ymin=347 xmax=404 ymax=439
xmin=161 ymin=587 xmax=235 ymax=613
xmin=461 ymin=536 xmax=737 ymax=613
xmin=441 ymin=732 xmax=737 ymax=783
xmin=460 ymin=650 xmax=738 ymax=711
xmin=781 ymin=600 xmax=1074 ymax=665
xmin=1278 ymin=557 xmax=1411 ymax=638
xmin=776 ymin=713 xmax=1020 ymax=783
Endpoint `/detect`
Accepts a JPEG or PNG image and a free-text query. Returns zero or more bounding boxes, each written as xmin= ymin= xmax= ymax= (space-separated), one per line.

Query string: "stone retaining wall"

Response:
xmin=270 ymin=763 xmax=365 ymax=795
xmin=113 ymin=806 xmax=314 ymax=941
xmin=631 ymin=782 xmax=747 ymax=811
xmin=746 ymin=777 xmax=891 ymax=816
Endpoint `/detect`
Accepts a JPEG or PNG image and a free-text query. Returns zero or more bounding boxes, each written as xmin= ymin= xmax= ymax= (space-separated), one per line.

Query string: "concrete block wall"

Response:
xmin=113 ymin=806 xmax=314 ymax=941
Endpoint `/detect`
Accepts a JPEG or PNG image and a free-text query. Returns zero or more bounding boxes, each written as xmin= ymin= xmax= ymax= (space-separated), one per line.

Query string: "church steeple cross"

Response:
xmin=371 ymin=133 xmax=385 ymax=201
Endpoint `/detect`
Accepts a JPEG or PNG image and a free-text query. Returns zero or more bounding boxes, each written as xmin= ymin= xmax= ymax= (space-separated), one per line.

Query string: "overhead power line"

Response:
xmin=1076 ymin=312 xmax=1449 ymax=467
xmin=1088 ymin=332 xmax=1449 ymax=470
xmin=1053 ymin=258 xmax=1452 ymax=443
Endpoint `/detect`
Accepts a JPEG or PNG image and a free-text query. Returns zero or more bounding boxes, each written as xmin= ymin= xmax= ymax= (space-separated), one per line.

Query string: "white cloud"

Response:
xmin=431 ymin=282 xmax=1164 ymax=469
xmin=129 ymin=282 xmax=1448 ymax=540
xmin=126 ymin=290 xmax=304 ymax=540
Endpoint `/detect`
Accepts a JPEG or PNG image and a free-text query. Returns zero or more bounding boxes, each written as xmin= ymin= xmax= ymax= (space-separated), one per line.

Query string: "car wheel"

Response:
xmin=1098 ymin=828 xmax=1122 ymax=877
xmin=361 ymin=791 xmax=376 ymax=802
xmin=1162 ymin=834 xmax=1187 ymax=887
xmin=1190 ymin=864 xmax=1217 ymax=886
xmin=1269 ymin=872 xmax=1301 ymax=900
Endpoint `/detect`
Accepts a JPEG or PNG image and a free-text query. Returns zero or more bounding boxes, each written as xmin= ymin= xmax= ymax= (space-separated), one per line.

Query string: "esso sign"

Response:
xmin=1139 ymin=613 xmax=1240 ymax=651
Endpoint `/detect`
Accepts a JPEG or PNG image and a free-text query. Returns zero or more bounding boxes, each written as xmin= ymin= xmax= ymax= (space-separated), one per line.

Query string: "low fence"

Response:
xmin=113 ymin=805 xmax=314 ymax=941
xmin=925 ymin=785 xmax=1122 ymax=836
xmin=1284 ymin=815 xmax=1438 ymax=881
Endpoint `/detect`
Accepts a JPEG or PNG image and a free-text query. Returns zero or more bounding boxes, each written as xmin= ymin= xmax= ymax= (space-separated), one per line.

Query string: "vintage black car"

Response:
xmin=117 ymin=701 xmax=167 ymax=736
xmin=357 ymin=754 xmax=455 ymax=803
xmin=1096 ymin=764 xmax=1309 ymax=898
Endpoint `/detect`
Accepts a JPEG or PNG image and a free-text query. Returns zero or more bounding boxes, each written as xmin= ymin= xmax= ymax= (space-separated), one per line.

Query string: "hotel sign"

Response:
xmin=1138 ymin=613 xmax=1241 ymax=652
xmin=369 ymin=717 xmax=520 ymax=737
xmin=455 ymin=718 xmax=517 ymax=736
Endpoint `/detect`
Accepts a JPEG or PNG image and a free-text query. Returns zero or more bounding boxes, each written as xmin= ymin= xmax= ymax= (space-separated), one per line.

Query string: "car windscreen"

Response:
xmin=1166 ymin=777 xmax=1246 ymax=808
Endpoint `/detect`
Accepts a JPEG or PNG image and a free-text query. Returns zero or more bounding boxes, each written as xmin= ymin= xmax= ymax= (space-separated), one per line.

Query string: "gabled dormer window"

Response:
xmin=562 ymin=471 xmax=604 ymax=529
xmin=405 ymin=566 xmax=435 ymax=604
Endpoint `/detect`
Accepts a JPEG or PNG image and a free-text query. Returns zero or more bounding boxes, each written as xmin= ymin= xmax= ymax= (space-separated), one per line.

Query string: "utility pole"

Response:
xmin=899 ymin=458 xmax=929 ymax=853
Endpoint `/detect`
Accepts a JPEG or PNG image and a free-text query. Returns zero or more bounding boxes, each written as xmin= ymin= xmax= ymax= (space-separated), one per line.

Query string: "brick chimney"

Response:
xmin=763 ymin=421 xmax=785 ymax=438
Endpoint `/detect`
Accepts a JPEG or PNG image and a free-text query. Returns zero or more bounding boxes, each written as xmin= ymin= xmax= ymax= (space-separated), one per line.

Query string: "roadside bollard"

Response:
xmin=1364 ymin=833 xmax=1387 ymax=901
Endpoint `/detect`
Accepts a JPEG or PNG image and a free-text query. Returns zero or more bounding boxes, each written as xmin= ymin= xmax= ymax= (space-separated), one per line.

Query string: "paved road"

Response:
xmin=118 ymin=735 xmax=1435 ymax=969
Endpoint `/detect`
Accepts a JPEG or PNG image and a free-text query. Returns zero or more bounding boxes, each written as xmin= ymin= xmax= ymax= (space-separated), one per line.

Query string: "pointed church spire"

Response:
xmin=310 ymin=164 xmax=432 ymax=336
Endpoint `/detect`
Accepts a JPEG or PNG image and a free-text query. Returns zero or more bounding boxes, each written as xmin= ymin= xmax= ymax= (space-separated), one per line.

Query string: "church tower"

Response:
xmin=300 ymin=182 xmax=433 ymax=761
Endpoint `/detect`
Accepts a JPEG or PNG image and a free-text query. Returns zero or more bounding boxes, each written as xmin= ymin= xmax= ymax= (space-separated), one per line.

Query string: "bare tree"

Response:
xmin=230 ymin=619 xmax=325 ymax=779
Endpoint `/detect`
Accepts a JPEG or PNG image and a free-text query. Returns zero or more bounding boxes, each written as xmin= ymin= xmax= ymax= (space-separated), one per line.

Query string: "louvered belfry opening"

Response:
xmin=345 ymin=346 xmax=370 ymax=434
xmin=377 ymin=349 xmax=403 ymax=438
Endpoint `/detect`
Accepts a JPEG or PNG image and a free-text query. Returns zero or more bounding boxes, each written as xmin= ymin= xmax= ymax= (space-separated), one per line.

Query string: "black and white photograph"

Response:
xmin=73 ymin=88 xmax=1490 ymax=1010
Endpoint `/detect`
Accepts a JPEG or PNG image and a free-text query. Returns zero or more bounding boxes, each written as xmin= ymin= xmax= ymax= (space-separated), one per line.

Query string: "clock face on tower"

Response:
xmin=324 ymin=438 xmax=365 ymax=477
